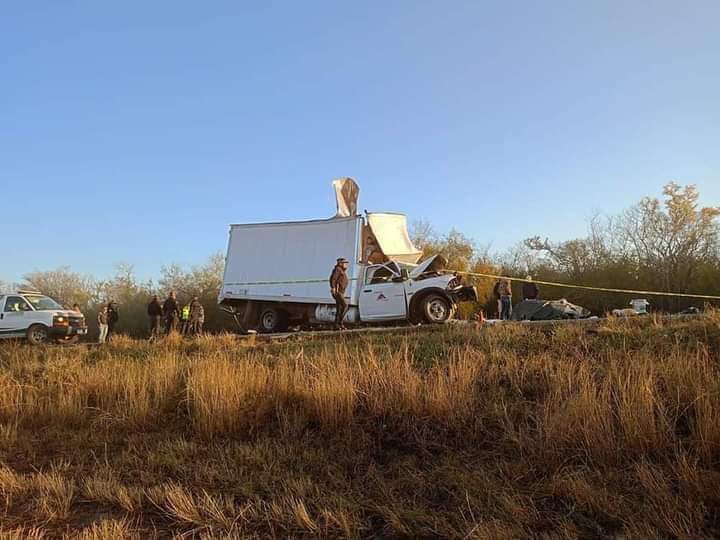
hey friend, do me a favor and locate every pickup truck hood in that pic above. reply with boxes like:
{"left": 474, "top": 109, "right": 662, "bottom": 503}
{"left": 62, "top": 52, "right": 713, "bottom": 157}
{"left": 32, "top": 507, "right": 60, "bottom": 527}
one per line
{"left": 410, "top": 254, "right": 447, "bottom": 278}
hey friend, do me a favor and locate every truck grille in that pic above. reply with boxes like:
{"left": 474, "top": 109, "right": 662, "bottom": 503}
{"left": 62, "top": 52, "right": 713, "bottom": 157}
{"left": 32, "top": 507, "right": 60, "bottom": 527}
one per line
{"left": 69, "top": 317, "right": 85, "bottom": 328}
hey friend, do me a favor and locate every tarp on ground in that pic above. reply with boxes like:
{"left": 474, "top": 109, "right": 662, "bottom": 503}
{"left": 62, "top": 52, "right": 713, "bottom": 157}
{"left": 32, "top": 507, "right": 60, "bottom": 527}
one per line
{"left": 512, "top": 299, "right": 591, "bottom": 321}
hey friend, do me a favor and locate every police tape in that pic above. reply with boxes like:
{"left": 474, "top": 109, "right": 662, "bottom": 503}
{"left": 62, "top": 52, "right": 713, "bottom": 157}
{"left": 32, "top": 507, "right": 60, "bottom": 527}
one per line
{"left": 449, "top": 270, "right": 720, "bottom": 301}
{"left": 224, "top": 273, "right": 720, "bottom": 301}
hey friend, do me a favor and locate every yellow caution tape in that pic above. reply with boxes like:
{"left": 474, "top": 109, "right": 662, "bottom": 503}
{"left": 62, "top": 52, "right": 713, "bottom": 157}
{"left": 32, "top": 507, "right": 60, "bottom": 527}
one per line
{"left": 450, "top": 270, "right": 720, "bottom": 300}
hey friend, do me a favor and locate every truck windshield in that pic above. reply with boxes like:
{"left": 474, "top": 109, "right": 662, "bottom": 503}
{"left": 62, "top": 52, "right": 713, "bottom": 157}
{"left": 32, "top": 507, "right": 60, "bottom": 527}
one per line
{"left": 25, "top": 296, "right": 63, "bottom": 311}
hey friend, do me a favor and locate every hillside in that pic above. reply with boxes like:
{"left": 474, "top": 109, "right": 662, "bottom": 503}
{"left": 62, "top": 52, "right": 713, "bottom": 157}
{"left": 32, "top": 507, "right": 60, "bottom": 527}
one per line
{"left": 1, "top": 315, "right": 719, "bottom": 538}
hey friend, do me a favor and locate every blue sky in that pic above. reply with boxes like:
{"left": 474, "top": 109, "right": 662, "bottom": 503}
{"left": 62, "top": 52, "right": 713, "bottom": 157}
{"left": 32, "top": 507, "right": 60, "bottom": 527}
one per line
{"left": 2, "top": 0, "right": 718, "bottom": 284}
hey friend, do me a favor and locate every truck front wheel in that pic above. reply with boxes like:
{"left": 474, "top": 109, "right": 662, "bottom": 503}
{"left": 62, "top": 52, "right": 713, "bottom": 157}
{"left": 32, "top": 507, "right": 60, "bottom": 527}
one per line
{"left": 258, "top": 307, "right": 289, "bottom": 334}
{"left": 421, "top": 294, "right": 454, "bottom": 324}
{"left": 27, "top": 324, "right": 49, "bottom": 345}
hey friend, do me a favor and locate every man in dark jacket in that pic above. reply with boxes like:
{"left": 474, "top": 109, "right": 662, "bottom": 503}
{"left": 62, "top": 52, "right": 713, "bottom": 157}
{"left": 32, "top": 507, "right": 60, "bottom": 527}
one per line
{"left": 329, "top": 258, "right": 350, "bottom": 330}
{"left": 162, "top": 291, "right": 180, "bottom": 334}
{"left": 147, "top": 295, "right": 163, "bottom": 340}
{"left": 106, "top": 301, "right": 119, "bottom": 341}
{"left": 522, "top": 276, "right": 540, "bottom": 300}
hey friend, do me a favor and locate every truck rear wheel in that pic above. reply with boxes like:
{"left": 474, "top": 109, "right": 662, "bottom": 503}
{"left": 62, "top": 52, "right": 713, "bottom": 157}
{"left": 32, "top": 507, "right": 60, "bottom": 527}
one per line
{"left": 421, "top": 294, "right": 454, "bottom": 324}
{"left": 27, "top": 324, "right": 49, "bottom": 345}
{"left": 258, "top": 307, "right": 289, "bottom": 333}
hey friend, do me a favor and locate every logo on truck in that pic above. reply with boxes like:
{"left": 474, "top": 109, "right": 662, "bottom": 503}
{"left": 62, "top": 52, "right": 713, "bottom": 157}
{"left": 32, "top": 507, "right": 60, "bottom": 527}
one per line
{"left": 376, "top": 293, "right": 388, "bottom": 302}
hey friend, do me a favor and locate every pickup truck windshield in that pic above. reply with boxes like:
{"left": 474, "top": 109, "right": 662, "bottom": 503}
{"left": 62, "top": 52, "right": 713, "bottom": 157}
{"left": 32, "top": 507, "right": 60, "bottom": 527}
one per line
{"left": 25, "top": 296, "right": 63, "bottom": 311}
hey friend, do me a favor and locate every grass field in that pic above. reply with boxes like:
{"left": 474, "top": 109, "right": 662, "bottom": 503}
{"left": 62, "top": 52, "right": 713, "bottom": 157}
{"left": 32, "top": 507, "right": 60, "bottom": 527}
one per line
{"left": 0, "top": 314, "right": 719, "bottom": 538}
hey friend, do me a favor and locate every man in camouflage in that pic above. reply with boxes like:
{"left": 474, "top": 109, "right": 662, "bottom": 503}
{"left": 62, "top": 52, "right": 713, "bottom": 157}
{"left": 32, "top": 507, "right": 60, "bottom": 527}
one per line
{"left": 329, "top": 257, "right": 350, "bottom": 330}
{"left": 189, "top": 297, "right": 205, "bottom": 336}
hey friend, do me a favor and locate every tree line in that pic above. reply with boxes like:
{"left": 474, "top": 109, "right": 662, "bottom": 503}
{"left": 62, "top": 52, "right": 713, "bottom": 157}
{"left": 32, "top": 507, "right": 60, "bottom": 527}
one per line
{"left": 1, "top": 255, "right": 229, "bottom": 338}
{"left": 2, "top": 183, "right": 718, "bottom": 337}
{"left": 412, "top": 182, "right": 720, "bottom": 315}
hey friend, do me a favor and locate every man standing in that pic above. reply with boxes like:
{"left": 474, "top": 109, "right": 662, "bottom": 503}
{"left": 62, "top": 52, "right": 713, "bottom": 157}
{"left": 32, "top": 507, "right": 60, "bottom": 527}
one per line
{"left": 97, "top": 306, "right": 109, "bottom": 344}
{"left": 329, "top": 257, "right": 350, "bottom": 330}
{"left": 106, "top": 301, "right": 119, "bottom": 341}
{"left": 162, "top": 291, "right": 180, "bottom": 334}
{"left": 189, "top": 297, "right": 205, "bottom": 336}
{"left": 147, "top": 295, "right": 163, "bottom": 340}
{"left": 522, "top": 276, "right": 540, "bottom": 300}
{"left": 497, "top": 279, "right": 513, "bottom": 320}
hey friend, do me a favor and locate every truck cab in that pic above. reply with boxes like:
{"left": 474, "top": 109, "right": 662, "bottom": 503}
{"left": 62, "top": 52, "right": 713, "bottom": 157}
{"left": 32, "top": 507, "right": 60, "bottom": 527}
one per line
{"left": 359, "top": 256, "right": 476, "bottom": 324}
{"left": 0, "top": 291, "right": 88, "bottom": 344}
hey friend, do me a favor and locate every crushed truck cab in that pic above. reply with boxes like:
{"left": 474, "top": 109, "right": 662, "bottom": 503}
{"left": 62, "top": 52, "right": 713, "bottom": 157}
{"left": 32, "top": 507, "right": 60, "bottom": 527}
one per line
{"left": 219, "top": 182, "right": 477, "bottom": 333}
{"left": 359, "top": 256, "right": 477, "bottom": 324}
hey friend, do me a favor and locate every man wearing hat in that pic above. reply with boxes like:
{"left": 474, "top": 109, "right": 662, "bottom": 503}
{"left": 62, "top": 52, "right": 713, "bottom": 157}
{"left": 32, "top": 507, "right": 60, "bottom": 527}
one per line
{"left": 329, "top": 257, "right": 350, "bottom": 330}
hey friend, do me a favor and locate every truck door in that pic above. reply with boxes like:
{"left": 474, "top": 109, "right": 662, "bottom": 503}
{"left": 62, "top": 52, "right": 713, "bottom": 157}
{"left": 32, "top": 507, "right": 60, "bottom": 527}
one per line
{"left": 359, "top": 264, "right": 408, "bottom": 321}
{"left": 0, "top": 296, "right": 32, "bottom": 337}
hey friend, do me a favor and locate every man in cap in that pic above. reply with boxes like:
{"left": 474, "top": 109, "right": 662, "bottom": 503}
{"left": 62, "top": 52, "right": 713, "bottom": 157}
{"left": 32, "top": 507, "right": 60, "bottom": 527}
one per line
{"left": 329, "top": 257, "right": 350, "bottom": 330}
{"left": 147, "top": 295, "right": 163, "bottom": 340}
{"left": 162, "top": 291, "right": 181, "bottom": 334}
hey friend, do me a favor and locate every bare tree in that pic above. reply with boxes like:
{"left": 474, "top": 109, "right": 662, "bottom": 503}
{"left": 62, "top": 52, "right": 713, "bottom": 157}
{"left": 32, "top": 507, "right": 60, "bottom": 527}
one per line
{"left": 617, "top": 182, "right": 720, "bottom": 293}
{"left": 22, "top": 267, "right": 97, "bottom": 308}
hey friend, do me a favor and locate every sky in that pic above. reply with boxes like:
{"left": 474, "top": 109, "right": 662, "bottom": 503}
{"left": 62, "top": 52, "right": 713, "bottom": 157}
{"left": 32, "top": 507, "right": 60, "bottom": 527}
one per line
{"left": 2, "top": 0, "right": 719, "bottom": 284}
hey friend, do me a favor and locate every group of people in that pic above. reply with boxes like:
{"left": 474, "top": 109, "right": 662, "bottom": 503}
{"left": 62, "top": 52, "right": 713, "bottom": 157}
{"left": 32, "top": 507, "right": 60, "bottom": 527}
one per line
{"left": 147, "top": 292, "right": 205, "bottom": 340}
{"left": 493, "top": 276, "right": 540, "bottom": 320}
{"left": 95, "top": 293, "right": 205, "bottom": 343}
{"left": 96, "top": 301, "right": 119, "bottom": 344}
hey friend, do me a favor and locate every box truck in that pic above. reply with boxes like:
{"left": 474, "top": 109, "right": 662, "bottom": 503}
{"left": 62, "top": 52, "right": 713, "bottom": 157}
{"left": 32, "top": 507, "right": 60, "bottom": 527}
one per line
{"left": 219, "top": 181, "right": 477, "bottom": 333}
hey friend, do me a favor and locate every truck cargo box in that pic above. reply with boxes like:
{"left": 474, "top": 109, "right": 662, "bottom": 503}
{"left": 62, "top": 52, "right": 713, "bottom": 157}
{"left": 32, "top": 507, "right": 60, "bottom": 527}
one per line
{"left": 220, "top": 216, "right": 364, "bottom": 305}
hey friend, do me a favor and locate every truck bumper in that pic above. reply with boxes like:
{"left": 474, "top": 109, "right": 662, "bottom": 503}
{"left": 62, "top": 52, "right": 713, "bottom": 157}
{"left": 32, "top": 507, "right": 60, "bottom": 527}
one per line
{"left": 448, "top": 285, "right": 478, "bottom": 303}
{"left": 50, "top": 326, "right": 88, "bottom": 338}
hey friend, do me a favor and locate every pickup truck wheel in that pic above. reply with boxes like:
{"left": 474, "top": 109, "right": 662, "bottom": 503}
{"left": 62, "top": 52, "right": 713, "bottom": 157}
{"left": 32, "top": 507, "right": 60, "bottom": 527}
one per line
{"left": 258, "top": 307, "right": 289, "bottom": 333}
{"left": 27, "top": 324, "right": 49, "bottom": 345}
{"left": 421, "top": 294, "right": 454, "bottom": 324}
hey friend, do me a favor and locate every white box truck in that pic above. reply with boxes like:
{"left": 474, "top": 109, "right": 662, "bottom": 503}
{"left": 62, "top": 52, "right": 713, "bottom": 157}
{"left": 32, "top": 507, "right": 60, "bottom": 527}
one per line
{"left": 219, "top": 184, "right": 477, "bottom": 333}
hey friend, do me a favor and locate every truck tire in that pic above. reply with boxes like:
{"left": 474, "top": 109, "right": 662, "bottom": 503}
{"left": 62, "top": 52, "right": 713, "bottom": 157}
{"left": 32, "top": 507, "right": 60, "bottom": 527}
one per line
{"left": 421, "top": 294, "right": 454, "bottom": 324}
{"left": 258, "top": 307, "right": 289, "bottom": 334}
{"left": 27, "top": 324, "right": 49, "bottom": 345}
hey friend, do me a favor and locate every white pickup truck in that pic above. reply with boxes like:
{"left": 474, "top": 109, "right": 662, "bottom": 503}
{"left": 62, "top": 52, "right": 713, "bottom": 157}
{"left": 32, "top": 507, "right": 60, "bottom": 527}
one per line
{"left": 0, "top": 291, "right": 88, "bottom": 344}
{"left": 219, "top": 208, "right": 477, "bottom": 333}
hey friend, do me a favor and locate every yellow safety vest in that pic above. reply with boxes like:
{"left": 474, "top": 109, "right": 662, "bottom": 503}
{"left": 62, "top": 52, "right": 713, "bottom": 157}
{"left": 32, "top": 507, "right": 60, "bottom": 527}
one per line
{"left": 182, "top": 306, "right": 190, "bottom": 321}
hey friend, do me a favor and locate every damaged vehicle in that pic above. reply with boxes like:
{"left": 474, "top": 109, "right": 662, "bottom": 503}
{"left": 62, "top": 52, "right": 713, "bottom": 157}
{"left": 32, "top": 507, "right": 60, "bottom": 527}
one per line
{"left": 511, "top": 298, "right": 591, "bottom": 321}
{"left": 219, "top": 178, "right": 478, "bottom": 332}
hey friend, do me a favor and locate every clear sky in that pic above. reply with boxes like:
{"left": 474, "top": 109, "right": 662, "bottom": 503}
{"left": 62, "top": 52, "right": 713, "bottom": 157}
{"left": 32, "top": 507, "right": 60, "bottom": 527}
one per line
{"left": 2, "top": 1, "right": 719, "bottom": 284}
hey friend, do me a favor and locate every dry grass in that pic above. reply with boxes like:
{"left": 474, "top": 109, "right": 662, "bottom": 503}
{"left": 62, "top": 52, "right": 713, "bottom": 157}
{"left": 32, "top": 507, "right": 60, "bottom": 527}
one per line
{"left": 0, "top": 313, "right": 719, "bottom": 537}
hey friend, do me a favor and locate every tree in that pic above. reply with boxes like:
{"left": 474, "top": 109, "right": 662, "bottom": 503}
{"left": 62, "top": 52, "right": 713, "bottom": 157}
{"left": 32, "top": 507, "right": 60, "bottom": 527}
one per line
{"left": 96, "top": 264, "right": 155, "bottom": 337}
{"left": 411, "top": 221, "right": 477, "bottom": 271}
{"left": 22, "top": 267, "right": 97, "bottom": 308}
{"left": 159, "top": 253, "right": 228, "bottom": 332}
{"left": 617, "top": 182, "right": 720, "bottom": 294}
{"left": 523, "top": 183, "right": 720, "bottom": 312}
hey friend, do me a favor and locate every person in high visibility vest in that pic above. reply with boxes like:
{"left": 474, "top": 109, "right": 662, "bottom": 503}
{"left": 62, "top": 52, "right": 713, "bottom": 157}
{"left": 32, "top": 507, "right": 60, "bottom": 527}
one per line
{"left": 181, "top": 304, "right": 191, "bottom": 336}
